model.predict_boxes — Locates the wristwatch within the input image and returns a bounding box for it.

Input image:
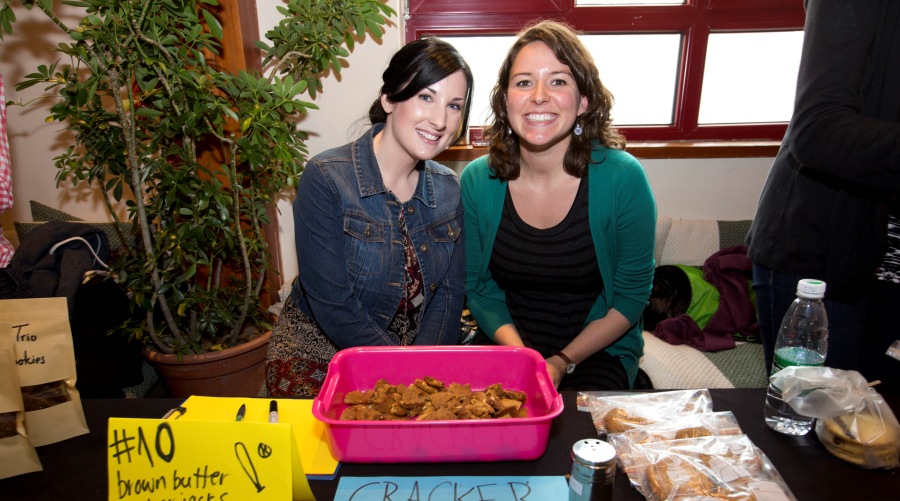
[555,351,576,374]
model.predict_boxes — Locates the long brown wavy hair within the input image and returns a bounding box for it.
[486,20,625,180]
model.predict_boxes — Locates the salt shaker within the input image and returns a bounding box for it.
[569,438,616,501]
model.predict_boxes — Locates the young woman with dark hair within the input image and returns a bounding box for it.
[267,38,473,397]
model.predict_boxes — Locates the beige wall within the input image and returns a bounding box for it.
[1,5,106,222]
[256,0,404,283]
[0,0,771,289]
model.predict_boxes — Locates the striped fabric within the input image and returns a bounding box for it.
[489,176,602,357]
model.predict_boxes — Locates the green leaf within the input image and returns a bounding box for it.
[377,2,397,16]
[0,6,16,40]
[135,108,164,118]
[288,80,307,96]
[201,9,223,40]
[365,19,383,39]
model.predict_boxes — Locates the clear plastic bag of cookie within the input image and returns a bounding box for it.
[771,366,900,469]
[608,410,744,466]
[0,324,43,479]
[624,434,796,501]
[582,389,714,436]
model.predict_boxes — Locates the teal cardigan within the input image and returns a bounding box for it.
[460,146,656,387]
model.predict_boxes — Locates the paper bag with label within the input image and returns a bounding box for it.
[0,323,43,479]
[0,298,89,446]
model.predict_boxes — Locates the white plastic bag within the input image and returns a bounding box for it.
[770,366,900,469]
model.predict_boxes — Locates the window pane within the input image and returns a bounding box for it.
[699,31,803,124]
[440,36,517,127]
[581,34,680,126]
[576,0,683,5]
[442,34,680,128]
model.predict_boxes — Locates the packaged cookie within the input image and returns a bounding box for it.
[608,411,743,465]
[1,298,89,446]
[582,389,714,436]
[0,324,43,479]
[815,394,900,469]
[771,366,900,469]
[624,434,795,501]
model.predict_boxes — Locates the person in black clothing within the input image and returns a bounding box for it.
[747,0,900,392]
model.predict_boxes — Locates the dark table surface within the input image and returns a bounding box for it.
[1,389,897,500]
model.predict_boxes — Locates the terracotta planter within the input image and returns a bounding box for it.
[143,330,271,398]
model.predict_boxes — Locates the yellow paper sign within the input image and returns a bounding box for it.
[176,396,338,478]
[107,418,314,500]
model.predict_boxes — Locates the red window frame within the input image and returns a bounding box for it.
[405,0,805,142]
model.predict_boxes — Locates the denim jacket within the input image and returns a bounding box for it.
[290,123,465,348]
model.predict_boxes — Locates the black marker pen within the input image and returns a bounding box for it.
[268,400,278,423]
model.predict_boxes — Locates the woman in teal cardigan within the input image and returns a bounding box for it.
[460,20,656,390]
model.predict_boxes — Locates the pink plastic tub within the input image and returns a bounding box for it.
[311,345,564,463]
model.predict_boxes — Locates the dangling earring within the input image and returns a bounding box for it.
[573,123,583,136]
[507,126,513,136]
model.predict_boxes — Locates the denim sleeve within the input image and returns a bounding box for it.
[417,198,466,344]
[293,161,396,348]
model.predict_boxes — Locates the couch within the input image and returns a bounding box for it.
[640,217,768,389]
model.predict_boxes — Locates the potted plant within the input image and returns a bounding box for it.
[0,0,394,396]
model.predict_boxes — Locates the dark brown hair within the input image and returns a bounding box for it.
[486,20,625,180]
[368,38,474,146]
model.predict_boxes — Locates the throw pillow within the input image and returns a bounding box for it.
[659,219,720,267]
[19,201,137,251]
[29,200,83,222]
[654,216,673,264]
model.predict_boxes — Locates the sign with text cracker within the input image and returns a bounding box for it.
[335,475,568,500]
[107,418,314,500]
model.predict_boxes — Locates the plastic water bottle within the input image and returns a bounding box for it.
[763,279,828,435]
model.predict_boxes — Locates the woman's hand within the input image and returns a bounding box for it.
[545,355,565,388]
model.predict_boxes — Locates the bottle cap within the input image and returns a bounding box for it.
[796,279,826,298]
